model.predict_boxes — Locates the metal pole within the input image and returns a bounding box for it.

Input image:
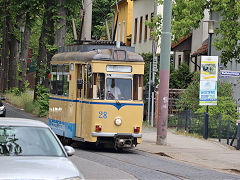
[157,0,172,145]
[147,62,152,125]
[237,122,240,150]
[218,114,222,142]
[151,91,154,127]
[204,33,212,139]
[151,0,157,127]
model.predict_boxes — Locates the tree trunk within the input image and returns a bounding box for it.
[19,12,31,91]
[34,1,56,100]
[55,0,66,47]
[0,2,9,92]
[7,18,19,89]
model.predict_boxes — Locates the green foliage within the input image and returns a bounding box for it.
[196,97,238,123]
[154,0,240,65]
[92,0,115,39]
[170,63,193,89]
[145,14,162,43]
[210,0,240,65]
[170,0,207,41]
[141,52,160,87]
[177,72,200,111]
[35,83,49,117]
[11,88,21,96]
[178,72,239,122]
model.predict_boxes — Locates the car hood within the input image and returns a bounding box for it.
[0,156,82,179]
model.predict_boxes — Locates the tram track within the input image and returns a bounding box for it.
[73,147,192,180]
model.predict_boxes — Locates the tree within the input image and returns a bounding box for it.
[178,72,238,123]
[153,0,240,65]
[92,0,115,39]
[170,63,193,89]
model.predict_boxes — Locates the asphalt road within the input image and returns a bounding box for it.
[3,102,240,180]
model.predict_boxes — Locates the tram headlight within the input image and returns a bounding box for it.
[114,117,122,126]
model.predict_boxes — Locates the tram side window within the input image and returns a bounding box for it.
[87,64,93,99]
[50,65,57,94]
[56,65,63,95]
[50,64,69,96]
[63,65,69,96]
[92,73,105,100]
[133,75,143,101]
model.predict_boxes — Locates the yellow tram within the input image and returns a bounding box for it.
[48,46,144,149]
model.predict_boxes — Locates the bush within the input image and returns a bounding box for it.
[178,72,239,124]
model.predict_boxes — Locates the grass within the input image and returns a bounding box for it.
[4,90,40,116]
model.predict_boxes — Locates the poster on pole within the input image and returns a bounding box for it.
[199,56,218,106]
[200,56,218,81]
[199,81,217,105]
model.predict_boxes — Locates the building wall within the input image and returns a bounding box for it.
[131,0,163,54]
[114,0,133,46]
[191,9,209,54]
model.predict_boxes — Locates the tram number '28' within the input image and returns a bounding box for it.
[99,111,107,119]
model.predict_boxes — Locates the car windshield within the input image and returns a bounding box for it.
[106,78,132,100]
[0,126,65,157]
[0,101,3,106]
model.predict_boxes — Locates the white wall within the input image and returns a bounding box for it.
[131,0,163,54]
[191,9,209,54]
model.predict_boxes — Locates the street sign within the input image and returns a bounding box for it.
[153,56,158,72]
[220,70,240,77]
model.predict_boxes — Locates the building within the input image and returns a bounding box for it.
[113,0,133,46]
[131,0,163,54]
[171,10,210,72]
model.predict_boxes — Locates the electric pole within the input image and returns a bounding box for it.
[157,0,172,145]
[81,0,92,40]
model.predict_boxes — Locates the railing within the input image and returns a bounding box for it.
[168,110,238,148]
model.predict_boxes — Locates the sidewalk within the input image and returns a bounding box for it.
[136,127,240,175]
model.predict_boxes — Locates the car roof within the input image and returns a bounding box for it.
[0,118,48,128]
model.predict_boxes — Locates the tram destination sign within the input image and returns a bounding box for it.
[220,70,240,77]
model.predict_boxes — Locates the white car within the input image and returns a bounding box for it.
[0,100,6,117]
[0,118,84,180]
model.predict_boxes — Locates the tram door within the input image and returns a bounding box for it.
[75,64,84,138]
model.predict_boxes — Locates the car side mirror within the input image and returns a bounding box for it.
[64,146,75,156]
[77,79,83,90]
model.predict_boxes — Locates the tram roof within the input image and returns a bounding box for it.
[52,49,144,63]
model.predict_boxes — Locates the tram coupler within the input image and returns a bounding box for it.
[114,137,134,150]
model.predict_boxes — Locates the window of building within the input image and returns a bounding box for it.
[178,55,182,67]
[144,15,148,41]
[122,21,125,43]
[150,13,154,39]
[139,16,143,43]
[133,75,143,101]
[134,18,138,44]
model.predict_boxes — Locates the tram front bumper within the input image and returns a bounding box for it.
[92,132,142,149]
[91,132,142,138]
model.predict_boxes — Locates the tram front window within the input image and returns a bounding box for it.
[106,78,132,100]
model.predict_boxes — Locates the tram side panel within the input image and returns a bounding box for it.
[49,97,77,138]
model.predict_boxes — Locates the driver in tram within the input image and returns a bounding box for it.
[107,79,122,100]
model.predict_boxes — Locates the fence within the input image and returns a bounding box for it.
[168,110,238,147]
